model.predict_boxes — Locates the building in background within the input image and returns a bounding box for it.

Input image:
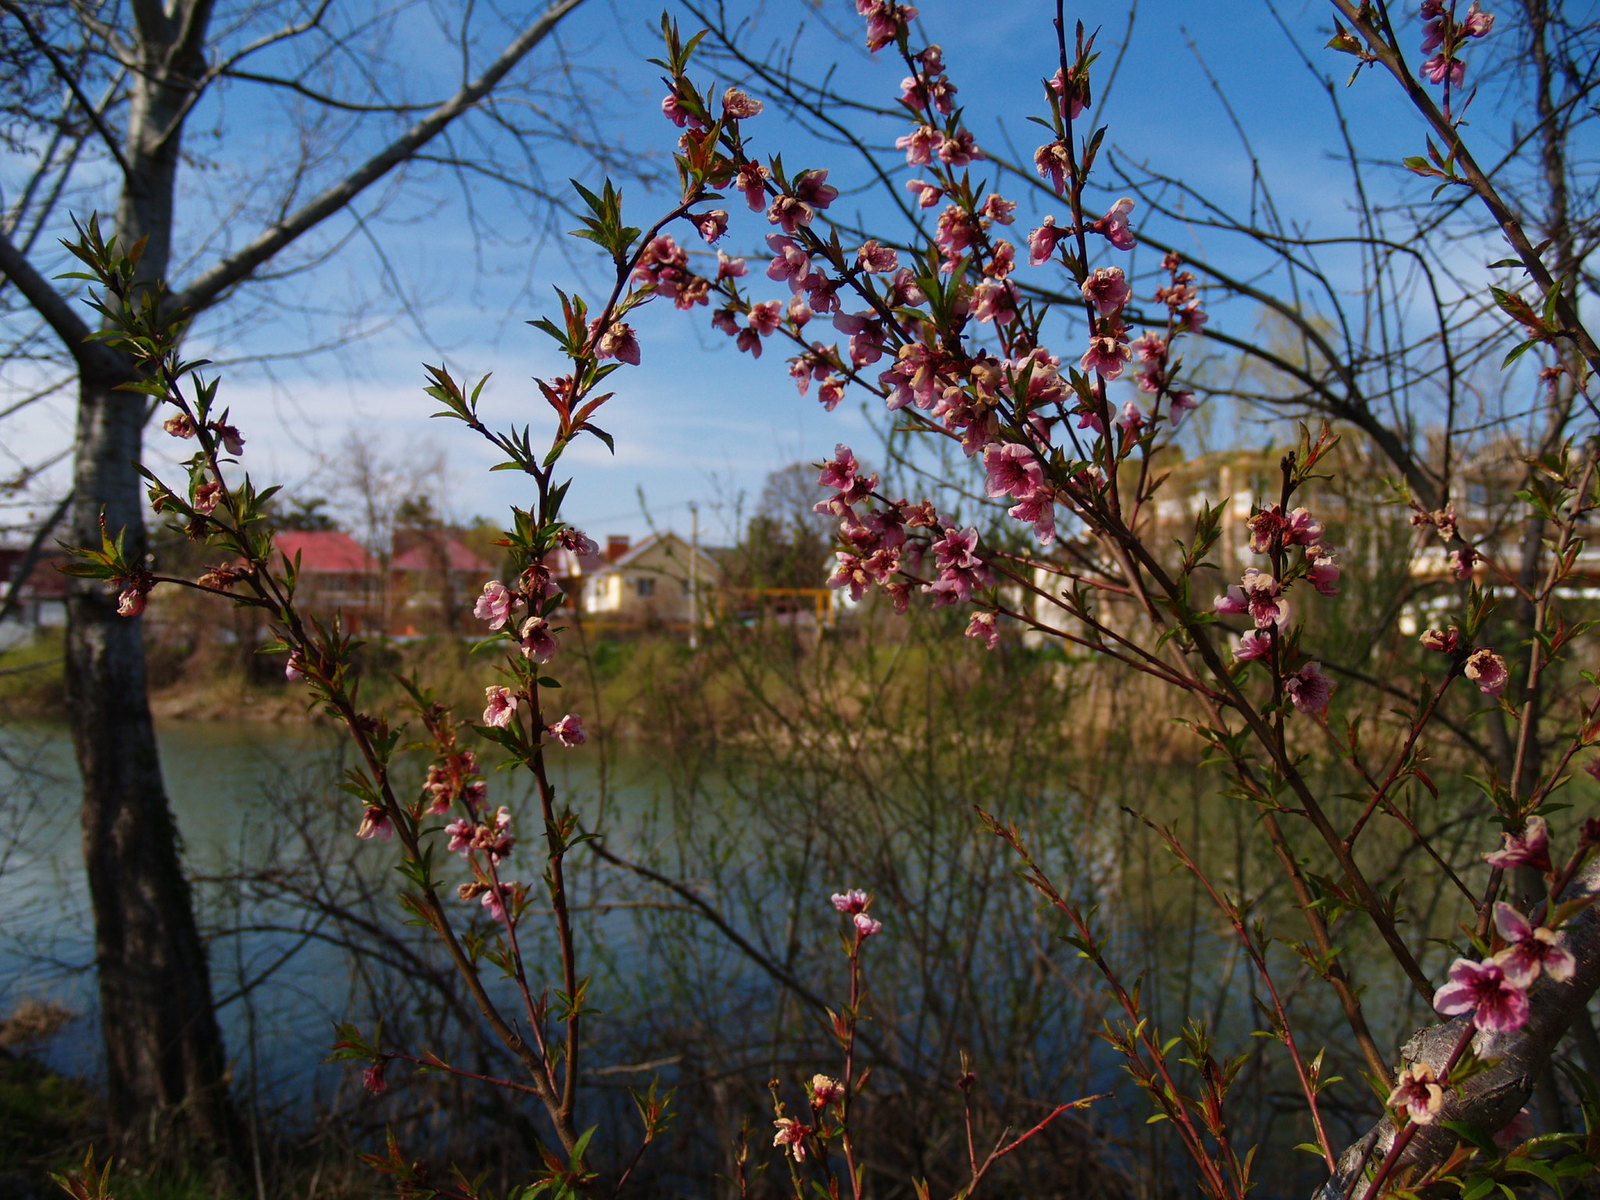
[559,531,723,625]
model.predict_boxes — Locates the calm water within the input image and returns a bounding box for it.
[0,718,656,1108]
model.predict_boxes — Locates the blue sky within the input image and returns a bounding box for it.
[4,0,1531,547]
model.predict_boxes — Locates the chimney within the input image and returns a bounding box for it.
[606,534,630,562]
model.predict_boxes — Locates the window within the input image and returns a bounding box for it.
[634,576,656,598]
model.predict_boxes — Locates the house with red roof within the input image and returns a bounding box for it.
[389,531,492,635]
[272,530,383,632]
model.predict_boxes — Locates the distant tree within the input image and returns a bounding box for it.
[264,493,339,533]
[733,461,835,589]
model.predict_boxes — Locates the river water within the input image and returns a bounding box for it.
[0,718,655,1109]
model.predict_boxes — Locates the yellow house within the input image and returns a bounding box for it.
[563,531,723,624]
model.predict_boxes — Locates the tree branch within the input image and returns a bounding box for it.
[169,0,589,316]
[0,225,117,374]
[0,0,131,176]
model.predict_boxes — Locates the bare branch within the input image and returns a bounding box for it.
[0,0,131,176]
[171,0,590,317]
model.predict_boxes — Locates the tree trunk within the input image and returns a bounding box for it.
[67,363,241,1163]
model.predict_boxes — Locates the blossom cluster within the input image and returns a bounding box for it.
[815,443,994,622]
[1429,818,1574,1037]
[1419,0,1494,87]
[1214,502,1341,715]
[831,887,884,939]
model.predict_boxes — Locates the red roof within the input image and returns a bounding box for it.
[392,536,491,573]
[274,530,378,574]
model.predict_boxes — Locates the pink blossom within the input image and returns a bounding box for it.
[548,713,586,747]
[889,267,928,307]
[1238,567,1288,628]
[747,300,782,336]
[772,1117,811,1162]
[926,526,991,604]
[1215,586,1248,617]
[193,480,223,515]
[817,376,846,411]
[1028,217,1064,266]
[831,888,870,914]
[1387,1064,1443,1125]
[363,1060,388,1096]
[481,882,515,921]
[445,818,474,855]
[482,685,518,728]
[285,652,304,681]
[163,413,196,438]
[1433,957,1528,1032]
[558,528,598,556]
[1485,816,1551,872]
[905,179,943,208]
[933,205,982,259]
[853,911,883,938]
[1422,53,1465,86]
[818,444,860,492]
[1420,626,1462,654]
[734,161,769,210]
[1462,1,1494,37]
[897,124,940,165]
[212,422,245,456]
[716,251,747,280]
[1092,197,1136,250]
[858,240,899,273]
[721,87,762,119]
[987,239,1016,279]
[519,616,558,663]
[691,209,728,243]
[965,610,1000,650]
[982,443,1044,500]
[765,234,815,292]
[1464,648,1508,696]
[859,0,916,51]
[1492,901,1575,988]
[1081,266,1131,316]
[979,193,1015,224]
[1286,507,1325,546]
[1235,629,1274,662]
[356,805,393,842]
[794,169,838,211]
[810,1074,844,1107]
[937,127,979,166]
[1049,66,1087,119]
[1034,140,1070,195]
[1285,661,1334,716]
[1169,391,1199,427]
[1080,335,1131,380]
[827,552,871,601]
[766,194,813,234]
[1133,332,1167,363]
[661,90,697,128]
[474,580,515,629]
[117,586,147,617]
[1306,549,1341,596]
[970,278,1017,324]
